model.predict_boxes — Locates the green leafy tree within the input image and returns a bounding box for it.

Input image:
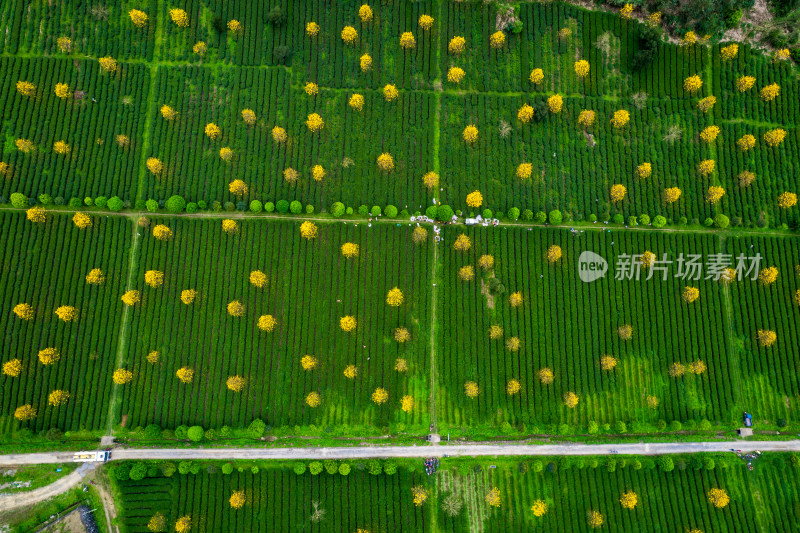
[187,426,204,441]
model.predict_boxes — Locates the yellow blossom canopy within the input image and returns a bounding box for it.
[386,287,404,306]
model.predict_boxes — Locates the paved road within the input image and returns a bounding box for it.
[0,462,95,513]
[1,440,799,465]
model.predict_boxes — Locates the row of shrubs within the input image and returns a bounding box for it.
[111,458,404,481]
[5,192,792,231]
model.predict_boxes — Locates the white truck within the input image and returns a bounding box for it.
[72,450,111,462]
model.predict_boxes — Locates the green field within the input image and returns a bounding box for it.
[1,1,798,227]
[119,217,432,433]
[111,455,800,532]
[1,211,799,438]
[437,224,800,435]
[0,211,131,435]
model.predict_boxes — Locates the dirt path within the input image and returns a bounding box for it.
[0,462,95,514]
[0,440,797,466]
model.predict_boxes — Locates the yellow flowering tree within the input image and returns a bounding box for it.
[682,31,697,46]
[706,186,725,204]
[48,390,70,406]
[736,76,755,92]
[14,405,37,421]
[227,300,245,317]
[121,290,140,306]
[16,80,35,96]
[342,26,358,44]
[226,375,246,392]
[539,368,555,384]
[349,93,364,111]
[229,490,246,509]
[517,104,534,123]
[610,110,630,128]
[464,381,480,398]
[300,221,318,239]
[600,355,618,370]
[180,289,197,305]
[147,513,167,532]
[400,32,416,49]
[340,315,357,332]
[371,387,388,405]
[700,125,720,143]
[386,287,404,306]
[647,395,659,408]
[737,134,755,151]
[129,9,148,27]
[411,486,428,506]
[697,159,715,177]
[465,190,483,208]
[412,227,428,244]
[462,124,478,144]
[587,510,604,528]
[485,487,501,507]
[146,157,163,175]
[306,113,324,132]
[99,56,118,73]
[227,20,242,33]
[53,141,70,155]
[636,162,652,179]
[205,123,221,140]
[509,291,523,307]
[152,224,173,241]
[26,206,46,223]
[176,367,194,384]
[620,3,634,18]
[283,167,299,183]
[169,9,189,27]
[564,391,579,407]
[447,67,465,84]
[478,254,495,270]
[489,31,505,49]
[144,270,164,288]
[423,171,439,189]
[306,392,321,407]
[530,68,544,84]
[707,488,730,508]
[619,491,638,509]
[546,245,562,263]
[401,395,414,412]
[756,329,777,347]
[506,379,521,395]
[683,75,703,93]
[13,303,34,320]
[683,286,700,303]
[360,54,372,71]
[222,219,238,234]
[505,337,520,351]
[489,325,503,339]
[2,359,23,377]
[720,44,738,60]
[15,138,35,153]
[453,234,472,251]
[359,5,373,22]
[312,164,325,181]
[377,153,395,171]
[763,128,786,147]
[531,500,547,517]
[341,242,360,258]
[146,351,160,364]
[618,324,633,339]
[548,94,563,113]
[113,368,133,384]
[394,327,411,343]
[85,269,105,285]
[304,82,318,96]
[578,109,595,128]
[271,126,287,143]
[574,59,589,78]
[610,184,626,202]
[664,187,682,203]
[56,36,73,52]
[257,315,277,332]
[300,355,317,370]
[419,14,434,30]
[344,365,358,379]
[54,83,71,99]
[778,192,797,209]
[760,83,780,101]
[449,36,466,54]
[55,305,78,322]
[193,41,207,55]
[383,84,399,101]
[174,516,191,533]
[249,270,267,288]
